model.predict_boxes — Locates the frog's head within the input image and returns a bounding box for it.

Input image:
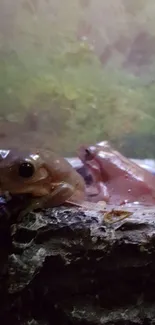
[0,149,49,196]
[78,141,114,163]
[78,145,100,163]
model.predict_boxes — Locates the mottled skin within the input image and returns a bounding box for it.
[78,141,155,206]
[0,148,86,216]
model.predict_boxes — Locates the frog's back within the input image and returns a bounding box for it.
[40,149,85,190]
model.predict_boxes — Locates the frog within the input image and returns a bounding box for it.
[78,141,155,206]
[0,148,87,218]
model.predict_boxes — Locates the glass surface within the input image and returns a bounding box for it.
[1,0,155,158]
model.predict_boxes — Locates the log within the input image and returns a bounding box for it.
[1,202,155,325]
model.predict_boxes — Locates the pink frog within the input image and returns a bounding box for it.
[78,141,155,206]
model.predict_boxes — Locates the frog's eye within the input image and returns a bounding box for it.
[18,162,35,178]
[85,149,93,160]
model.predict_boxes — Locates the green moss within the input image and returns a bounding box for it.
[1,37,155,156]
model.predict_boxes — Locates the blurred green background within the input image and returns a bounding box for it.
[1,0,155,157]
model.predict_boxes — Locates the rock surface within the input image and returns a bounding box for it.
[1,203,155,324]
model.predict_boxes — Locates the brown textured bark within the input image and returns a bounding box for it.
[0,202,155,324]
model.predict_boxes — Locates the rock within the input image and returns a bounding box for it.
[1,203,155,324]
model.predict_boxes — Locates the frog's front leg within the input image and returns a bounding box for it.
[18,182,76,219]
[44,182,76,207]
[17,197,46,220]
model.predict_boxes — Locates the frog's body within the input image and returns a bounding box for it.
[0,149,86,212]
[78,141,155,206]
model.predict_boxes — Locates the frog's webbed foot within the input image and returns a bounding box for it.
[103,210,132,224]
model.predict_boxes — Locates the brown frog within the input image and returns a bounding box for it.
[0,148,87,217]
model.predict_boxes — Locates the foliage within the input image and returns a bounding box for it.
[1,0,155,157]
[1,40,155,156]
